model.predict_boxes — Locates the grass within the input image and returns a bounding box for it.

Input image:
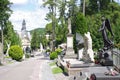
[52,67,63,74]
[49,61,63,74]
[49,61,56,66]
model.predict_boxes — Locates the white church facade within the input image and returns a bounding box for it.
[20,19,31,52]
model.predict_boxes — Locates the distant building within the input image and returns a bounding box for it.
[21,19,31,52]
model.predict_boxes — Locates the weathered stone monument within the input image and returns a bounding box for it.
[64,18,76,59]
[82,32,94,62]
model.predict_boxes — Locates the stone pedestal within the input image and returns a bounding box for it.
[64,34,77,59]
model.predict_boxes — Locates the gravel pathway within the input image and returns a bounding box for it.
[40,60,56,80]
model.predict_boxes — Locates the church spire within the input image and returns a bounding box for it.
[21,19,26,30]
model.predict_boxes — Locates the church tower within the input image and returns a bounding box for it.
[21,19,26,30]
[21,19,28,39]
[21,19,30,51]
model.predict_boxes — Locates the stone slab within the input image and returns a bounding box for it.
[93,73,120,80]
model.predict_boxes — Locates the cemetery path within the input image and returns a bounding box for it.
[0,55,55,80]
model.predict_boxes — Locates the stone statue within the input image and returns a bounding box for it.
[82,32,94,62]
[68,18,72,34]
[99,17,114,49]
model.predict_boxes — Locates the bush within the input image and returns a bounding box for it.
[46,49,51,52]
[50,51,58,60]
[55,48,62,55]
[9,45,23,61]
[50,48,62,60]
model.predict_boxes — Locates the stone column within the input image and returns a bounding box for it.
[64,18,77,59]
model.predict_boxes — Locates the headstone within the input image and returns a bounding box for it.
[40,43,43,53]
[78,48,84,60]
[64,18,76,59]
[82,32,94,62]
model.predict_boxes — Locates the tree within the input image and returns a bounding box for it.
[43,0,57,51]
[74,13,87,35]
[55,22,67,46]
[4,21,20,53]
[43,0,120,51]
[31,31,40,50]
[0,0,12,63]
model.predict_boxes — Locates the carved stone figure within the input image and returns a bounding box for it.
[82,32,94,62]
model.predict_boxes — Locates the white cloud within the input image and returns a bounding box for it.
[9,0,28,4]
[9,8,49,31]
[9,0,49,31]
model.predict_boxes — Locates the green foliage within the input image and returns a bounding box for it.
[49,61,56,66]
[30,28,45,35]
[0,0,12,57]
[45,23,52,33]
[50,48,62,60]
[31,31,40,50]
[43,0,120,51]
[50,51,58,60]
[30,28,47,50]
[55,48,62,55]
[49,61,63,74]
[94,54,99,60]
[0,0,12,21]
[46,49,51,52]
[52,67,63,74]
[4,21,21,51]
[55,23,67,46]
[9,45,23,61]
[74,13,88,35]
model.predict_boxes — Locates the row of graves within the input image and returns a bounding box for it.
[57,18,120,80]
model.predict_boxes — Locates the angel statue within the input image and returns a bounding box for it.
[99,17,114,50]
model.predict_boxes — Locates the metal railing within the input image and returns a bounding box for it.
[112,48,120,67]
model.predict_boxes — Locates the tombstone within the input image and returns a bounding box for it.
[40,43,43,53]
[64,18,76,59]
[76,33,84,60]
[98,48,113,66]
[82,32,94,62]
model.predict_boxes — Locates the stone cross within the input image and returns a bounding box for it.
[68,18,72,34]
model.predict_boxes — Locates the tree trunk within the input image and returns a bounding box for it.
[83,0,85,16]
[0,24,4,64]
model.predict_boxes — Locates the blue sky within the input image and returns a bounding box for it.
[9,0,49,31]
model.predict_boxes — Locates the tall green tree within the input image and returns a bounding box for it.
[0,0,12,63]
[31,31,40,50]
[74,13,88,35]
[43,0,57,51]
[4,21,20,51]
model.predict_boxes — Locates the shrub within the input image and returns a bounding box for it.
[9,45,23,61]
[55,48,62,55]
[50,51,58,60]
[46,49,51,52]
[49,48,62,60]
